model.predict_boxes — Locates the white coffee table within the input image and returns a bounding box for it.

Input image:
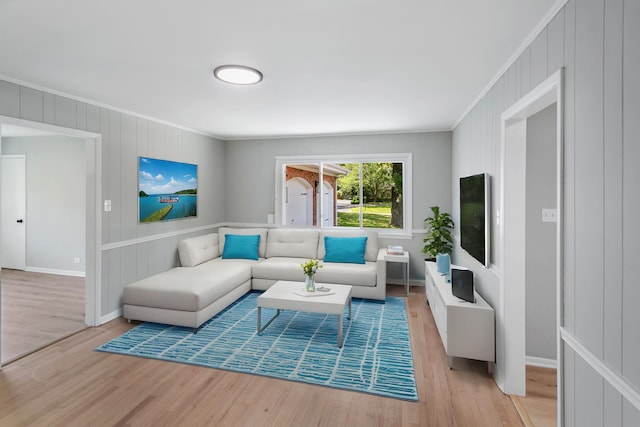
[257,280,352,347]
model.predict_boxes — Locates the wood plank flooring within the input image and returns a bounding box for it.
[0,285,526,426]
[511,366,557,427]
[1,268,86,363]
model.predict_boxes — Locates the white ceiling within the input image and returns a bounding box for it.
[0,0,560,140]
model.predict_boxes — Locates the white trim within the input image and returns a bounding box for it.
[453,0,569,129]
[274,153,412,234]
[526,356,558,369]
[561,328,640,411]
[101,308,123,325]
[498,69,563,409]
[0,74,216,139]
[101,223,222,251]
[0,116,102,330]
[25,266,86,278]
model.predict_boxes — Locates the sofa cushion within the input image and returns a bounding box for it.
[323,236,367,264]
[318,229,378,262]
[266,228,319,259]
[222,234,260,260]
[219,227,268,258]
[178,233,219,267]
[251,257,308,282]
[314,261,378,287]
[123,261,252,312]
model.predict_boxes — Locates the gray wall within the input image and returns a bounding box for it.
[525,104,557,361]
[224,132,453,280]
[2,135,86,273]
[452,0,640,424]
[0,81,226,318]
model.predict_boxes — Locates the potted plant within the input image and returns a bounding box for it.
[422,206,454,272]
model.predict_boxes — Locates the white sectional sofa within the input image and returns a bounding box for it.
[122,227,387,330]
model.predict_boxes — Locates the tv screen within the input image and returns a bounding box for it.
[460,173,490,266]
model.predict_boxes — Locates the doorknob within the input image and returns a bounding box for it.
[16,219,23,223]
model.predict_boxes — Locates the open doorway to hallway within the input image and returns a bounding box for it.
[1,124,87,364]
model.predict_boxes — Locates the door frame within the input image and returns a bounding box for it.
[498,68,563,421]
[0,116,102,335]
[1,154,26,270]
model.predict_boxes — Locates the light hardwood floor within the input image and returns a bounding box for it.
[0,285,526,426]
[1,268,86,363]
[512,366,557,427]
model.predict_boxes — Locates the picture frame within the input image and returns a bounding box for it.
[138,156,198,223]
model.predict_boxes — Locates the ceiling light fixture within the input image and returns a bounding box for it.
[213,65,263,85]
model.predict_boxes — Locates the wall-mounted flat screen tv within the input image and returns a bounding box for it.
[460,173,490,267]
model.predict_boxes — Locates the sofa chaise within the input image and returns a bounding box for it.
[122,227,387,330]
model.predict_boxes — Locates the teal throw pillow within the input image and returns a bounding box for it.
[323,236,368,264]
[222,234,260,260]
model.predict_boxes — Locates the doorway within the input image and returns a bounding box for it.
[0,117,102,367]
[499,69,563,422]
[1,154,26,270]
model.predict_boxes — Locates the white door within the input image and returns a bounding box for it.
[285,178,311,226]
[1,155,26,270]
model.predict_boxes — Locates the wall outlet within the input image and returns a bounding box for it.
[542,208,557,223]
[104,200,112,212]
[267,213,275,224]
[73,257,81,264]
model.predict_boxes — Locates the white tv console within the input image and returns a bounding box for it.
[424,261,495,370]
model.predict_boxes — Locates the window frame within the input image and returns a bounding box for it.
[274,153,412,235]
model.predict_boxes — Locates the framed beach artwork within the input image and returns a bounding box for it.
[138,157,198,223]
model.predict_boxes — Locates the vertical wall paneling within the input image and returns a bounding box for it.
[575,355,604,426]
[605,382,623,427]
[120,246,137,306]
[563,0,577,335]
[564,343,576,426]
[530,28,549,88]
[452,0,640,423]
[120,115,137,241]
[603,0,624,372]
[76,102,87,131]
[108,110,122,243]
[100,252,110,314]
[0,81,20,117]
[622,0,640,387]
[86,104,100,134]
[547,9,565,76]
[100,108,110,244]
[54,95,77,129]
[519,46,532,96]
[136,118,149,239]
[573,0,605,358]
[42,93,55,124]
[19,87,43,122]
[136,242,150,280]
[624,399,640,426]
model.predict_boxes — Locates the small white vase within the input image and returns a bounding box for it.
[305,275,316,292]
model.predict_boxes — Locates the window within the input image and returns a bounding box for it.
[275,153,412,235]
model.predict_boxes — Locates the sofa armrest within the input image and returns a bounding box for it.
[376,248,387,291]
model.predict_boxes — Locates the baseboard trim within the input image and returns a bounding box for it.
[526,356,557,369]
[100,308,123,325]
[561,327,640,411]
[25,266,85,277]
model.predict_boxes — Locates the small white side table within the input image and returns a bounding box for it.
[383,250,410,295]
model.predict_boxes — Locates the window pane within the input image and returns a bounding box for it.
[284,164,319,226]
[361,162,402,229]
[336,163,360,228]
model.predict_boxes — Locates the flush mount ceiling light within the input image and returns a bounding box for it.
[213,65,263,85]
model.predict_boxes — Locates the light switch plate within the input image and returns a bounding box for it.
[104,200,112,212]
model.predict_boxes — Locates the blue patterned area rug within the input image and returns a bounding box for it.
[97,292,418,401]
